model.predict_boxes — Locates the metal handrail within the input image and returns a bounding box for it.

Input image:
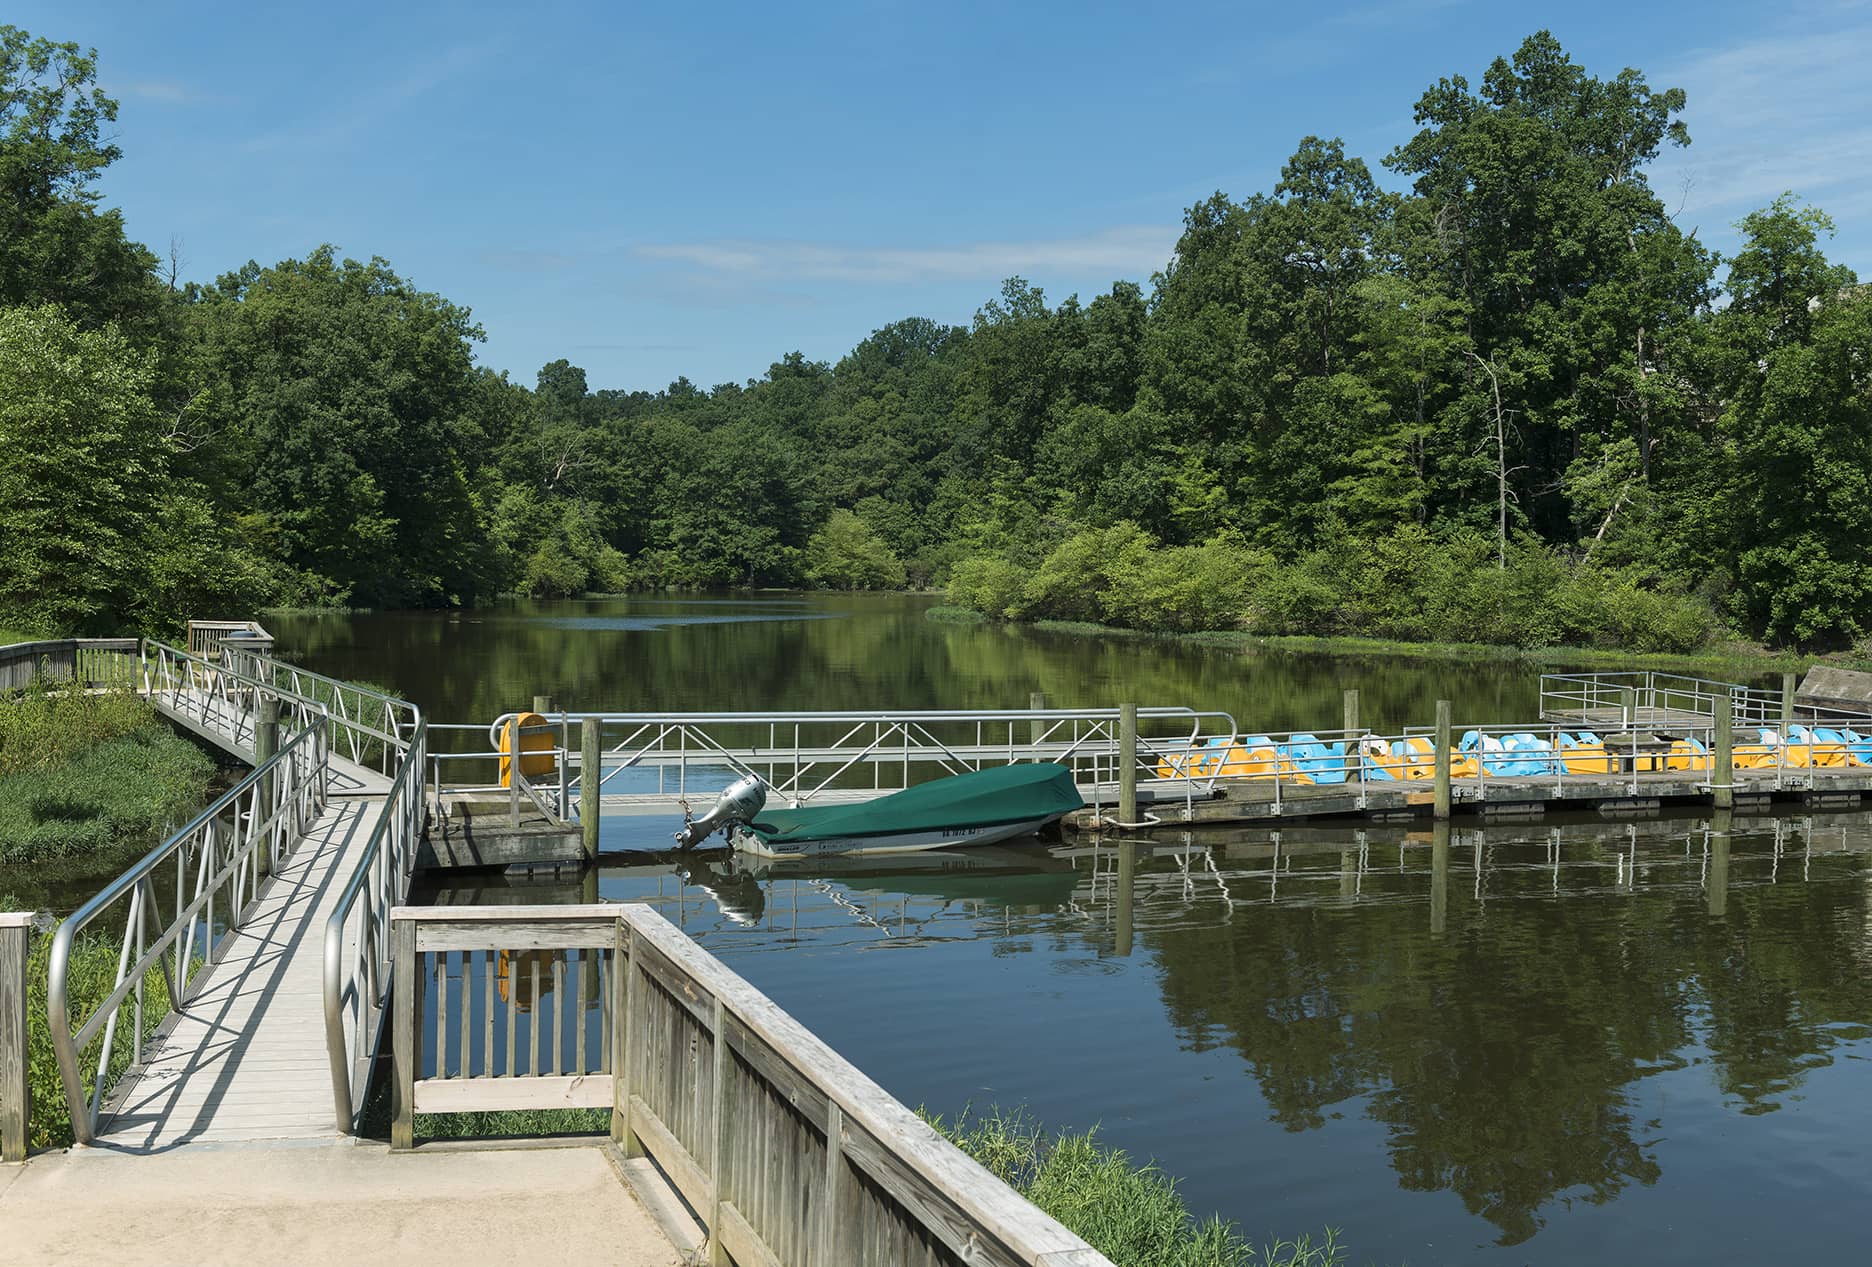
[45,719,331,1143]
[506,707,1238,809]
[322,712,427,1132]
[228,651,419,774]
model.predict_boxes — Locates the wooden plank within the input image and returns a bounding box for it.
[630,1092,712,1213]
[416,919,614,952]
[722,1011,830,1128]
[820,1102,846,1266]
[632,934,716,1027]
[708,996,732,1267]
[1,918,30,1163]
[717,1201,783,1267]
[621,904,1106,1266]
[612,923,632,1149]
[394,904,617,923]
[413,1073,611,1113]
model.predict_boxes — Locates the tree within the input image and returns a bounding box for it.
[0,304,263,634]
[183,248,497,606]
[804,510,907,590]
[0,26,162,333]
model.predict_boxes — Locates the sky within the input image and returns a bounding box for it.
[18,0,1872,393]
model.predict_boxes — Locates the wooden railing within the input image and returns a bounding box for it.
[0,638,140,692]
[391,904,1114,1267]
[185,619,273,663]
[1,912,29,1163]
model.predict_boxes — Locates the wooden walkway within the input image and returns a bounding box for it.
[93,797,384,1150]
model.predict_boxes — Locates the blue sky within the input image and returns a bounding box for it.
[20,0,1872,392]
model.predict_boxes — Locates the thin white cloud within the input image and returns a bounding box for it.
[636,225,1178,285]
[113,78,214,105]
[241,41,497,154]
[1652,17,1872,245]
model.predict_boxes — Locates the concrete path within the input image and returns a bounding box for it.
[0,1140,683,1266]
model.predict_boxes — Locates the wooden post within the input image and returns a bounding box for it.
[1620,685,1637,730]
[581,718,601,861]
[1,913,30,1163]
[1029,691,1048,749]
[1342,688,1360,737]
[818,1102,846,1265]
[612,924,640,1155]
[532,693,555,718]
[254,695,280,879]
[707,996,733,1267]
[1430,820,1450,936]
[1114,842,1136,957]
[1781,671,1797,728]
[1117,703,1139,826]
[1433,700,1452,821]
[391,915,418,1151]
[1708,810,1731,919]
[1713,696,1734,811]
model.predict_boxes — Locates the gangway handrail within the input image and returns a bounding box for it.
[322,710,427,1132]
[45,717,331,1143]
[226,649,420,774]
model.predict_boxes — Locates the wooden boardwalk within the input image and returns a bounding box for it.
[93,797,384,1150]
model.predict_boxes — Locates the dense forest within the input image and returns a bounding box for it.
[1,25,1867,650]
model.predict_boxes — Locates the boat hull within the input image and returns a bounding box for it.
[731,814,1061,859]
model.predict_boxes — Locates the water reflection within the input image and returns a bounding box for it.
[418,810,1872,1263]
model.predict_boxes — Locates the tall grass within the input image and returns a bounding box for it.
[1,904,178,1152]
[0,683,217,865]
[937,1109,1345,1267]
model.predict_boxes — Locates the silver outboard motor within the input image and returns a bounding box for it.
[674,775,767,849]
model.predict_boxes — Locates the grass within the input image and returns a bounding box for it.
[0,904,178,1152]
[0,684,218,866]
[1018,618,1831,677]
[935,1108,1346,1267]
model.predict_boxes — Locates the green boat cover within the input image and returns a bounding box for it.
[745,762,1084,844]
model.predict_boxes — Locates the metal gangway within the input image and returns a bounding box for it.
[423,705,1244,821]
[31,639,426,1149]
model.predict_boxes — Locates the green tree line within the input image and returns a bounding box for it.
[1,26,1866,648]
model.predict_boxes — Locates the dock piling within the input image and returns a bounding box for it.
[1714,696,1734,811]
[1708,809,1731,918]
[1343,688,1360,737]
[1433,700,1452,821]
[1118,702,1138,826]
[581,718,601,861]
[1781,671,1797,727]
[1030,691,1048,748]
[1620,685,1637,730]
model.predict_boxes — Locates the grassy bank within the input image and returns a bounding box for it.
[938,1110,1344,1267]
[1016,618,1826,677]
[0,905,177,1152]
[0,684,218,866]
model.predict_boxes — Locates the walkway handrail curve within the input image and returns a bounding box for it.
[322,711,427,1132]
[222,647,420,775]
[46,718,332,1144]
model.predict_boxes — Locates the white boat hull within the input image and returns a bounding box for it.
[730,815,1059,859]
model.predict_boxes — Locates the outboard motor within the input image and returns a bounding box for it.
[674,774,767,849]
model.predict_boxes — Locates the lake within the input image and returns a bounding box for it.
[270,595,1872,1266]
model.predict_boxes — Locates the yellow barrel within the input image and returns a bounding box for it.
[500,710,557,787]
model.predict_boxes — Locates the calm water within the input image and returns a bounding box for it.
[275,596,1872,1266]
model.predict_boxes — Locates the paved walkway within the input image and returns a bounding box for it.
[96,799,383,1150]
[0,1140,682,1266]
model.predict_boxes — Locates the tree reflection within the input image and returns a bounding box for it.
[1136,826,1872,1244]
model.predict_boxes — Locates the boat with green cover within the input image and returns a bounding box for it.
[729,762,1084,858]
